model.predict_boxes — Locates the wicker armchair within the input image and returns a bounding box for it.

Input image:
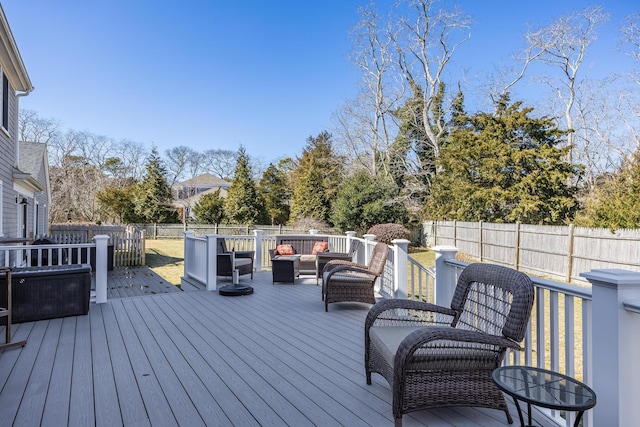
[322,242,388,312]
[364,263,535,426]
[315,239,361,284]
[216,238,254,279]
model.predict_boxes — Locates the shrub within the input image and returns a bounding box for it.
[366,223,410,245]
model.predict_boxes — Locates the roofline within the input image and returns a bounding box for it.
[0,4,33,93]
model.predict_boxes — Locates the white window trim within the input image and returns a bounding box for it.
[0,181,4,237]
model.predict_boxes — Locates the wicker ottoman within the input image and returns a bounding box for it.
[0,264,91,323]
[271,255,300,283]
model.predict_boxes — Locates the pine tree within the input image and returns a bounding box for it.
[425,95,581,225]
[135,148,177,223]
[193,189,225,224]
[331,170,408,233]
[223,147,268,225]
[575,150,640,229]
[289,131,343,223]
[259,162,291,225]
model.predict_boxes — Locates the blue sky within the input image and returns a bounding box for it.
[3,0,638,166]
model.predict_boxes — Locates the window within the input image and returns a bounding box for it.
[1,72,8,131]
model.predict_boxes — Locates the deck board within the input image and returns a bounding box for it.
[0,269,561,427]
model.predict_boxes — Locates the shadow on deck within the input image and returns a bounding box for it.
[2,269,559,426]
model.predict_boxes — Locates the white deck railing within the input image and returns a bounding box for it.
[181,231,640,426]
[0,235,110,304]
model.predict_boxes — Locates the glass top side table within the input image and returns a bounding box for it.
[492,365,596,427]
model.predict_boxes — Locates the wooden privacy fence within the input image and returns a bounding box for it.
[49,224,145,267]
[422,220,640,284]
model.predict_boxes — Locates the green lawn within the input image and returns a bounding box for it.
[144,239,436,286]
[145,239,184,285]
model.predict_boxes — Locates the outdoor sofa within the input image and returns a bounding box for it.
[269,235,331,276]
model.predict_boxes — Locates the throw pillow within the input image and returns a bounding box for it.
[276,244,295,256]
[312,241,329,255]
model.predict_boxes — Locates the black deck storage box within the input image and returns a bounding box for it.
[0,264,92,324]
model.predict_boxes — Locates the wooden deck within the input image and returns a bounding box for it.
[1,269,559,427]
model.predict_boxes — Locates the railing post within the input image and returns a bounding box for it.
[253,229,263,272]
[346,231,356,254]
[93,235,109,304]
[363,234,376,265]
[392,239,410,299]
[432,246,459,307]
[580,269,640,427]
[205,234,218,291]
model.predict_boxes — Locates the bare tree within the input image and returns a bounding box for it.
[18,109,61,143]
[202,149,237,180]
[390,0,471,164]
[525,6,610,163]
[164,145,197,187]
[335,3,402,176]
[618,12,640,152]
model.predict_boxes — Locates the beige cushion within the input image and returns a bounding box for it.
[370,325,501,370]
[369,326,423,367]
[233,259,252,267]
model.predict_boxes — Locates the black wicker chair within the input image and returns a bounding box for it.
[364,263,535,426]
[216,238,254,279]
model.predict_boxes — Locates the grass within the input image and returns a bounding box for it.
[145,239,184,285]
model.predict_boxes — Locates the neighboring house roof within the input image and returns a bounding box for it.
[176,173,231,188]
[172,186,228,209]
[16,141,50,201]
[0,5,33,93]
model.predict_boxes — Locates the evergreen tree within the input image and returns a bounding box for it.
[97,184,145,224]
[331,170,408,233]
[223,147,269,225]
[289,131,343,223]
[425,95,581,225]
[135,148,177,223]
[259,161,291,225]
[575,150,640,229]
[193,189,225,224]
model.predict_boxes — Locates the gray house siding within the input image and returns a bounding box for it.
[0,86,18,239]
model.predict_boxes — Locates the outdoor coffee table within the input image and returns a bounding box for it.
[271,255,300,283]
[492,365,596,427]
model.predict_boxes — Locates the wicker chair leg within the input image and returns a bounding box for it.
[394,417,402,427]
[366,372,372,385]
[504,408,513,424]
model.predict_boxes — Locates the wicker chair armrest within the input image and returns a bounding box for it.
[400,326,520,353]
[233,251,254,259]
[325,264,375,282]
[323,259,365,273]
[365,298,456,332]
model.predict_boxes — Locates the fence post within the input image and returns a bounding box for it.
[94,235,109,304]
[478,220,483,261]
[253,229,263,272]
[580,269,640,427]
[514,222,520,270]
[432,246,459,306]
[141,230,146,266]
[392,239,410,299]
[566,224,575,283]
